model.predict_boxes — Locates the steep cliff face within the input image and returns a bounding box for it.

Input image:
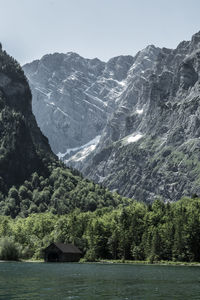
[0,47,55,192]
[66,45,161,169]
[23,31,200,203]
[81,31,200,202]
[23,53,134,156]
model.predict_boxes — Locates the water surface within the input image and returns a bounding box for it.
[0,262,200,299]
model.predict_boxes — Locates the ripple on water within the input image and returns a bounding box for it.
[0,263,200,299]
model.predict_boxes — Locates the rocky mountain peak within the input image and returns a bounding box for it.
[23,52,134,155]
[190,31,200,50]
[78,31,200,202]
[104,55,135,81]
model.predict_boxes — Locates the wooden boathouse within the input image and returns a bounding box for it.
[44,243,82,262]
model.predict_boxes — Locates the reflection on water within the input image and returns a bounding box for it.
[0,262,200,299]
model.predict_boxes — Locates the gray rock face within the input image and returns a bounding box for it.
[24,31,200,203]
[23,53,134,155]
[81,31,200,202]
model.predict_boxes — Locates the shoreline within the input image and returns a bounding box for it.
[1,259,200,266]
[96,259,200,267]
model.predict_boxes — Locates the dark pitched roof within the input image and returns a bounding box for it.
[53,243,82,254]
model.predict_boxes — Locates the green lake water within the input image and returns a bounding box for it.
[0,262,200,299]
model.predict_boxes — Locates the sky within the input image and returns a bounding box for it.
[0,0,200,65]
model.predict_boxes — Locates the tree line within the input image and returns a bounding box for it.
[0,196,200,262]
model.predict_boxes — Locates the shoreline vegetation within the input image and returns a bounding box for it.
[1,259,200,267]
[97,259,200,266]
[1,196,200,263]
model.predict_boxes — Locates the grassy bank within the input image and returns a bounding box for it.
[87,259,200,266]
[2,258,200,266]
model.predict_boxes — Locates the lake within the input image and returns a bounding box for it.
[0,262,200,299]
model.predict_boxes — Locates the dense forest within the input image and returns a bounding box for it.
[1,196,200,263]
[0,165,126,218]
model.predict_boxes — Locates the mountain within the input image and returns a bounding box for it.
[82,31,200,202]
[23,31,200,203]
[0,46,125,218]
[23,53,134,157]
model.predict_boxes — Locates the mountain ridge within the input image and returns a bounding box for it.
[23,45,159,160]
[23,51,135,156]
[81,31,200,202]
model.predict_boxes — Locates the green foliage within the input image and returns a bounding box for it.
[0,237,21,260]
[1,197,200,262]
[0,165,125,218]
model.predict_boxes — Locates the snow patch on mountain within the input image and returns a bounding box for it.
[57,135,101,160]
[123,133,143,145]
[66,144,97,163]
[136,108,144,114]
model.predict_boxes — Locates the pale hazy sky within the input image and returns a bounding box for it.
[1,0,200,65]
